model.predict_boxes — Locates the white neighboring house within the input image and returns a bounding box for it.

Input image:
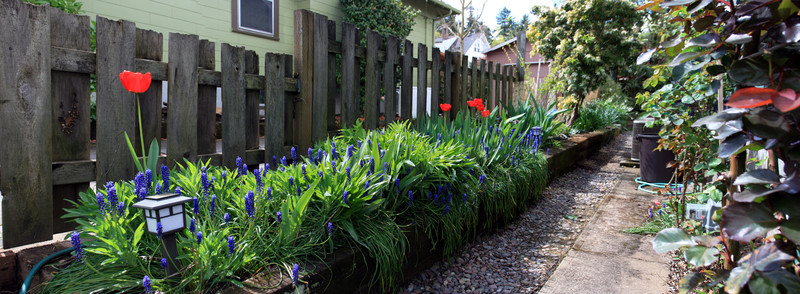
[434,33,490,64]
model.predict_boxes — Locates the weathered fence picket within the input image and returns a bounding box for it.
[1,2,524,247]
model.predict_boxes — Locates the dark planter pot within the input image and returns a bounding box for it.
[637,134,675,183]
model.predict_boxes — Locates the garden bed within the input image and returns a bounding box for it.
[222,126,621,293]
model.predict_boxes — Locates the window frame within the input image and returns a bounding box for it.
[231,0,279,40]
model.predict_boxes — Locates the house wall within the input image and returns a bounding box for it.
[485,41,551,84]
[81,0,444,70]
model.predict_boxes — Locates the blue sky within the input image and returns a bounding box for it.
[443,0,558,31]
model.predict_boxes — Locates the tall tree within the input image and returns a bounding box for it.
[528,0,645,124]
[495,7,515,40]
[436,1,488,54]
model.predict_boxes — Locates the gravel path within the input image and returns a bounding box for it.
[402,131,630,294]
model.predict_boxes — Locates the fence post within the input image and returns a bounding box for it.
[487,61,494,110]
[283,55,294,148]
[95,16,137,184]
[416,43,428,124]
[384,35,398,126]
[0,0,53,248]
[470,57,478,102]
[135,29,164,157]
[501,66,509,110]
[264,53,285,166]
[50,7,91,233]
[221,43,246,170]
[197,40,217,155]
[400,39,413,120]
[166,33,199,169]
[364,30,380,129]
[294,10,314,149]
[443,50,452,119]
[245,51,260,150]
[327,20,337,135]
[480,59,488,101]
[453,53,465,120]
[430,48,440,118]
[340,22,358,128]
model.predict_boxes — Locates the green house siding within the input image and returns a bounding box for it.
[82,0,453,71]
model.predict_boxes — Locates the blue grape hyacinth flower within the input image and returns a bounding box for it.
[96,193,106,214]
[157,222,163,239]
[197,231,203,245]
[210,195,217,215]
[245,191,255,218]
[228,236,235,256]
[291,146,297,164]
[70,231,84,262]
[292,264,300,286]
[189,219,195,233]
[161,258,167,269]
[343,191,348,204]
[193,197,199,214]
[327,222,333,236]
[143,275,152,294]
[224,213,230,223]
[277,211,282,222]
[161,164,170,189]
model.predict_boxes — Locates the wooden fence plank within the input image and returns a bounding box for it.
[443,50,452,116]
[265,53,285,166]
[312,13,329,143]
[416,43,427,124]
[197,39,216,155]
[340,22,357,128]
[283,55,294,147]
[509,65,515,106]
[453,53,464,119]
[293,10,314,151]
[383,35,398,126]
[134,28,163,159]
[245,50,260,150]
[364,30,379,129]
[166,33,199,168]
[0,0,53,248]
[494,63,501,110]
[49,7,91,233]
[430,48,440,118]
[221,43,246,169]
[95,16,137,184]
[400,39,413,120]
[327,20,337,133]
[470,57,478,102]
[487,61,494,110]
[480,59,487,101]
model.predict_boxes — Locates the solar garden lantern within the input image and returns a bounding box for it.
[532,126,541,137]
[132,193,192,276]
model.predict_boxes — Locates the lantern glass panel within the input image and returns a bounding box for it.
[161,214,185,232]
[174,205,182,214]
[159,208,171,218]
[146,217,158,234]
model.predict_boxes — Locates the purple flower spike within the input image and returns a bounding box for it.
[143,275,152,294]
[277,211,282,222]
[245,191,255,218]
[189,219,196,233]
[224,213,230,223]
[197,231,203,245]
[210,195,217,215]
[267,187,273,199]
[463,193,467,204]
[308,148,313,160]
[193,197,199,214]
[346,167,351,179]
[302,164,307,175]
[289,176,294,186]
[343,191,348,204]
[156,222,163,239]
[70,231,84,262]
[228,236,235,256]
[161,258,167,269]
[118,202,126,217]
[291,146,297,164]
[96,193,106,214]
[175,186,181,195]
[327,222,333,236]
[292,264,300,286]
[408,191,413,207]
[273,155,278,167]
[161,164,170,191]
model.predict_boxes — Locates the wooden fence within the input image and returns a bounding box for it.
[0,0,523,248]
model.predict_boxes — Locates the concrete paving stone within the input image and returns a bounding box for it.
[538,250,669,294]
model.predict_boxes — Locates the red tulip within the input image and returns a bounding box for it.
[467,100,477,108]
[440,103,451,112]
[119,71,152,93]
[473,98,483,105]
[481,110,490,117]
[476,103,485,111]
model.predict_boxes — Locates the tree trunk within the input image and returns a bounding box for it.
[567,95,585,125]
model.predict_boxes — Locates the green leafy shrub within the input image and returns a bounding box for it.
[43,106,550,293]
[571,99,629,133]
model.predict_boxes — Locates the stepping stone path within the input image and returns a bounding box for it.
[402,131,670,293]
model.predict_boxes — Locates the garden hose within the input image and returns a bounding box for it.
[634,177,685,194]
[19,246,78,294]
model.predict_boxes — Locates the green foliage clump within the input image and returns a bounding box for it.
[571,99,629,133]
[24,0,82,14]
[341,0,420,39]
[638,0,800,293]
[42,106,552,293]
[528,0,647,123]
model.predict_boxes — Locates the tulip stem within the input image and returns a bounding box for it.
[136,95,147,169]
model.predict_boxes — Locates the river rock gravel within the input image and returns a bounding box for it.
[401,130,630,294]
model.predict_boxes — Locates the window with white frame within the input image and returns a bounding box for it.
[232,0,278,39]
